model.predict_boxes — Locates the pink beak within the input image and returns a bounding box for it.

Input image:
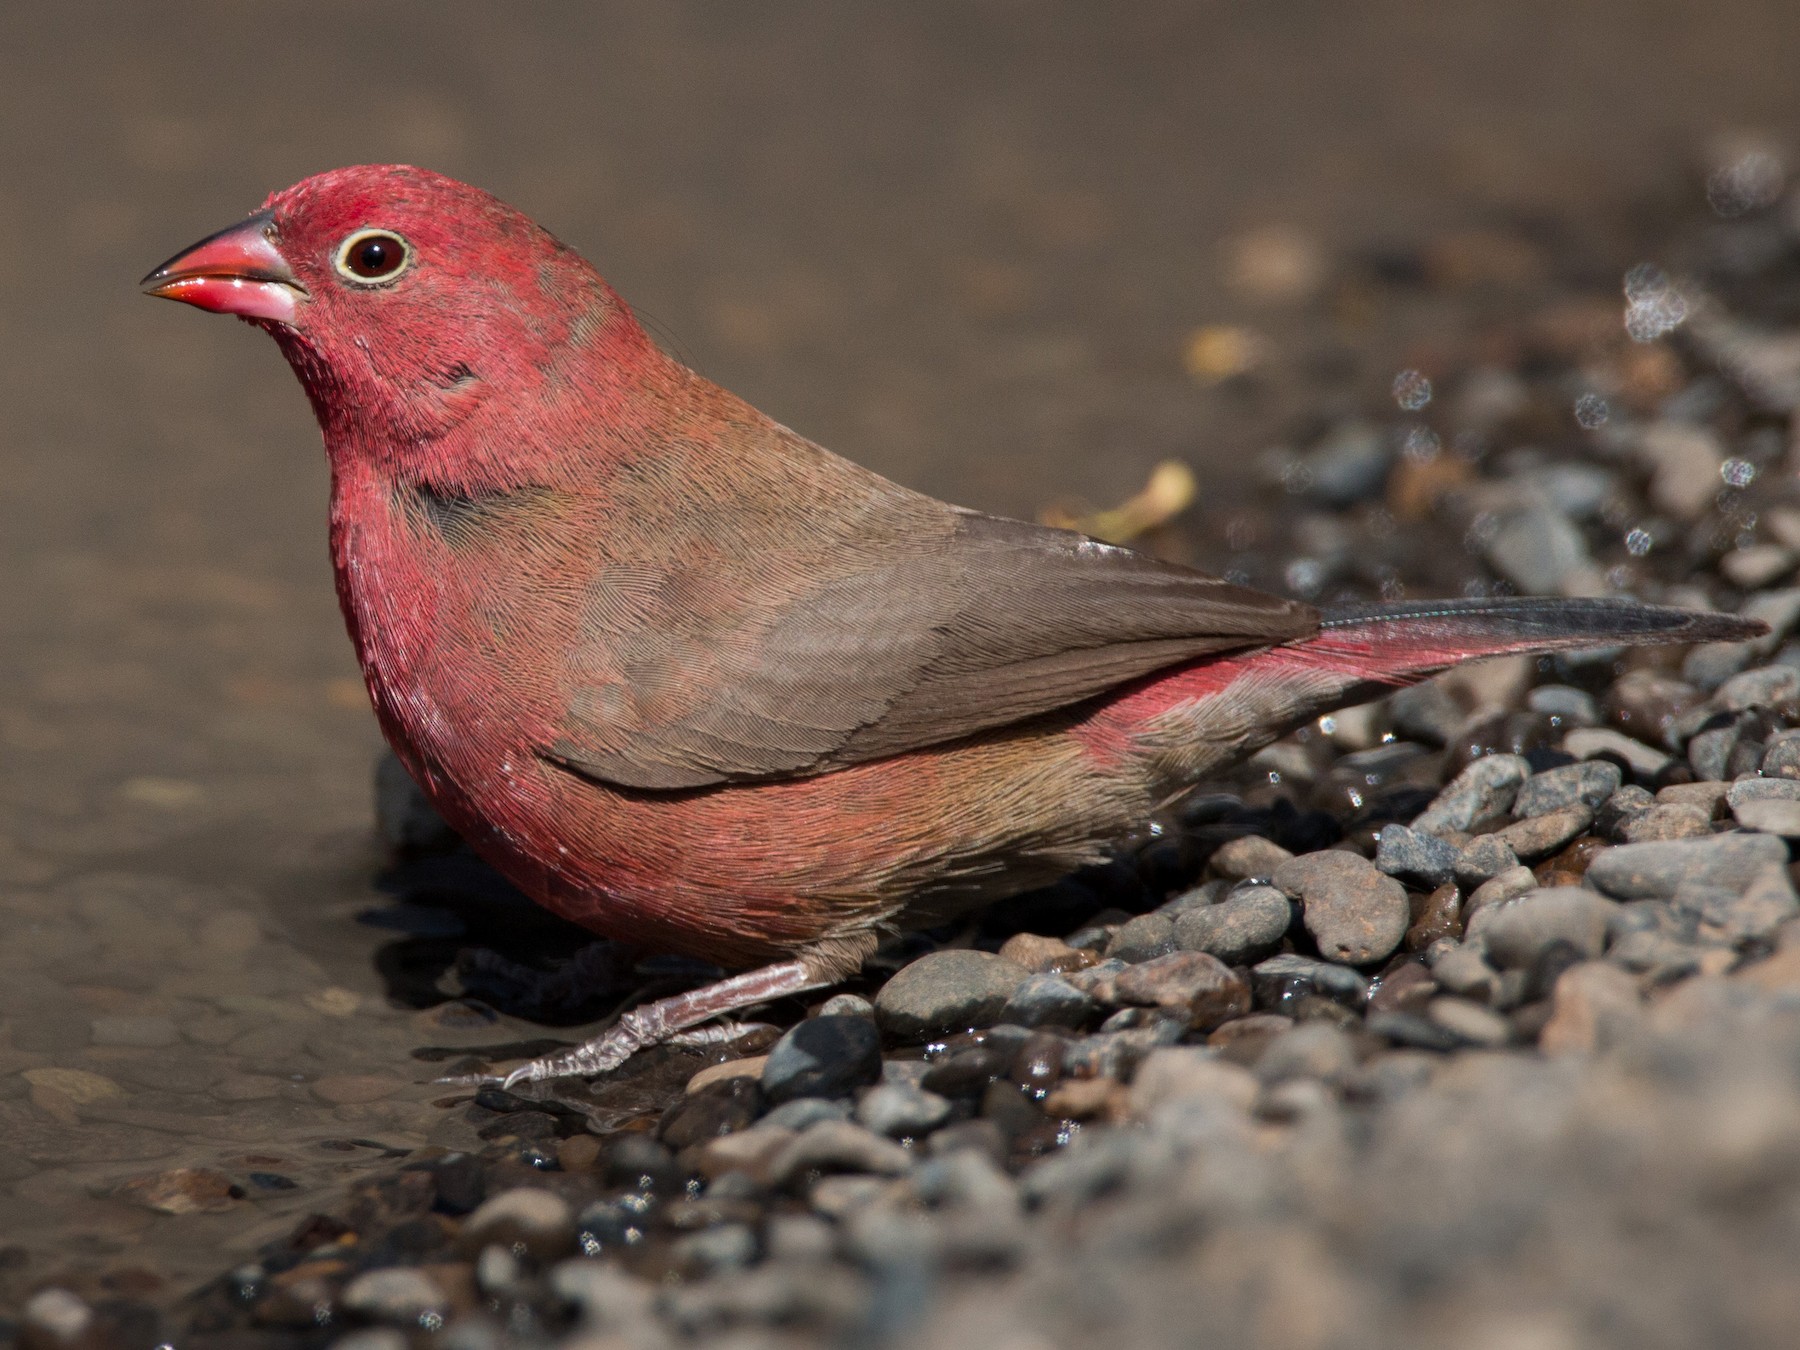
[141,210,305,324]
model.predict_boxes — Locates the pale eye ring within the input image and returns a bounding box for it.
[334,229,412,285]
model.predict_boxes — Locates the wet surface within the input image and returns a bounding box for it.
[7,0,1800,1316]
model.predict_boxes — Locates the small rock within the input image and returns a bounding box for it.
[117,1166,237,1215]
[1275,851,1410,965]
[995,933,1097,974]
[762,1016,883,1105]
[339,1268,448,1327]
[1250,954,1370,1012]
[552,1262,658,1335]
[1538,961,1643,1053]
[1638,420,1725,520]
[686,1057,768,1095]
[999,971,1098,1029]
[1717,664,1800,712]
[855,1082,952,1138]
[1128,1047,1258,1115]
[816,993,876,1019]
[766,1120,912,1187]
[1656,781,1732,814]
[1527,685,1599,726]
[1431,944,1500,1002]
[1483,503,1593,595]
[672,1222,758,1275]
[695,1124,795,1182]
[1492,804,1594,862]
[1172,885,1293,964]
[1042,1076,1124,1120]
[1425,996,1511,1047]
[1112,951,1251,1029]
[1256,1022,1357,1085]
[1454,834,1520,887]
[875,950,1031,1041]
[1721,543,1796,589]
[1104,912,1177,962]
[1208,834,1294,880]
[1465,865,1538,917]
[1678,862,1800,942]
[1621,803,1713,841]
[1514,760,1622,817]
[459,1187,575,1260]
[1405,882,1464,950]
[1411,754,1530,835]
[1375,823,1459,888]
[89,1014,180,1048]
[18,1289,93,1350]
[1563,727,1672,778]
[1468,888,1615,969]
[761,1097,851,1131]
[1585,833,1790,899]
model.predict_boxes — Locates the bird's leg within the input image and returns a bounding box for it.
[472,959,827,1089]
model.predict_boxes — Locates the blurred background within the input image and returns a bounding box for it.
[5,0,1800,1313]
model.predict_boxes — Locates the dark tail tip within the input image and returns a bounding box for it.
[1320,596,1769,646]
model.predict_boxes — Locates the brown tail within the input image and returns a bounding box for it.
[1310,597,1765,679]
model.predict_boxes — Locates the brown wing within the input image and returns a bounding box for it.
[544,507,1316,791]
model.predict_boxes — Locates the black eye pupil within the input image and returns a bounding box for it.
[346,234,405,279]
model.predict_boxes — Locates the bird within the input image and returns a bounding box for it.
[143,164,1761,1086]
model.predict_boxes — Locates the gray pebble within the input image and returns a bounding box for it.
[1455,835,1521,888]
[1527,684,1599,726]
[339,1268,448,1326]
[1389,679,1466,746]
[1430,944,1500,1002]
[1274,850,1410,965]
[1762,731,1800,779]
[1492,803,1593,862]
[1105,912,1178,962]
[999,972,1099,1029]
[1585,833,1789,899]
[816,993,875,1019]
[1250,954,1370,1012]
[1375,823,1459,889]
[1513,760,1621,817]
[1564,727,1673,778]
[459,1187,574,1260]
[1484,504,1593,594]
[1468,888,1615,969]
[766,1120,912,1187]
[1716,664,1800,712]
[1687,722,1740,781]
[551,1262,658,1335]
[1425,997,1512,1047]
[1411,754,1530,835]
[1172,885,1293,965]
[1677,863,1800,942]
[672,1222,758,1275]
[1735,798,1800,835]
[760,1097,851,1130]
[1155,878,1230,918]
[855,1082,952,1137]
[874,950,1031,1041]
[1209,834,1294,880]
[1621,803,1715,842]
[762,1015,883,1104]
[1256,1022,1357,1086]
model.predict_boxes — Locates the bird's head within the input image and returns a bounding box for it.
[143,164,650,458]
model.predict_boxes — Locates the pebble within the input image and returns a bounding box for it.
[816,992,876,1019]
[1563,727,1673,777]
[1431,943,1500,1002]
[1468,888,1615,969]
[1127,1047,1259,1115]
[1208,834,1294,880]
[1620,803,1714,841]
[998,971,1099,1029]
[1491,803,1593,862]
[1484,505,1594,594]
[1585,833,1789,899]
[1464,865,1538,917]
[1255,1022,1357,1086]
[765,1120,912,1187]
[1538,961,1643,1054]
[1716,664,1800,712]
[761,1096,851,1131]
[1527,684,1599,726]
[1764,733,1800,779]
[1250,954,1370,1012]
[88,1013,180,1048]
[761,1015,883,1104]
[339,1267,448,1327]
[1676,863,1800,942]
[18,1289,93,1348]
[1112,951,1251,1029]
[855,1081,952,1137]
[1425,996,1512,1047]
[995,932,1096,974]
[1274,850,1410,965]
[1411,754,1529,835]
[117,1166,238,1215]
[1172,885,1293,964]
[1374,823,1458,888]
[458,1187,575,1260]
[874,950,1031,1041]
[1405,883,1464,950]
[1105,912,1177,961]
[1454,834,1520,887]
[1513,760,1622,816]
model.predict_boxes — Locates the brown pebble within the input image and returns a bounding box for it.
[1539,962,1642,1055]
[1405,883,1464,950]
[556,1135,602,1173]
[1208,834,1294,881]
[1041,1076,1122,1121]
[1368,962,1438,1016]
[118,1166,239,1215]
[1112,951,1251,1029]
[997,932,1100,974]
[1493,804,1593,863]
[685,1056,769,1095]
[1620,803,1713,842]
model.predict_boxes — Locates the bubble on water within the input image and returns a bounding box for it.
[1707,146,1785,218]
[1379,575,1407,601]
[1284,556,1325,598]
[1624,526,1654,557]
[1722,457,1757,488]
[1573,393,1610,430]
[1623,264,1689,342]
[1401,424,1441,464]
[1280,462,1315,495]
[1392,369,1432,411]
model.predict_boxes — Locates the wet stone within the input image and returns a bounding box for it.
[1468,888,1615,969]
[1275,850,1410,965]
[1426,996,1512,1047]
[1251,954,1370,1013]
[856,1081,952,1137]
[1454,834,1520,888]
[1155,878,1230,918]
[1112,951,1251,1029]
[995,932,1097,974]
[761,1096,851,1131]
[1405,883,1464,950]
[1104,912,1177,962]
[999,972,1098,1029]
[1566,726,1674,778]
[1539,961,1644,1054]
[1676,863,1800,942]
[1412,754,1530,835]
[816,992,875,1019]
[660,1077,760,1149]
[765,1119,911,1187]
[1367,960,1438,1015]
[1585,833,1789,899]
[458,1187,575,1260]
[1374,823,1458,889]
[1528,684,1599,726]
[1431,943,1500,1002]
[874,950,1031,1041]
[1484,504,1593,594]
[1256,1021,1357,1086]
[762,1015,883,1104]
[1492,804,1593,862]
[339,1267,448,1327]
[118,1166,239,1215]
[1208,834,1294,880]
[1514,760,1622,817]
[1172,884,1293,964]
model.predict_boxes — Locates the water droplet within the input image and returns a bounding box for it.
[1622,264,1688,342]
[1573,393,1609,430]
[1380,575,1407,601]
[1284,556,1325,597]
[1401,424,1441,464]
[1280,462,1315,495]
[1707,147,1785,217]
[1722,457,1756,488]
[1624,527,1654,557]
[1317,715,1338,734]
[1392,369,1432,411]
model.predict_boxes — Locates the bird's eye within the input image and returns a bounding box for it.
[334,229,412,285]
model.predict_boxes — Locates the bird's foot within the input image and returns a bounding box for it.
[438,961,821,1089]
